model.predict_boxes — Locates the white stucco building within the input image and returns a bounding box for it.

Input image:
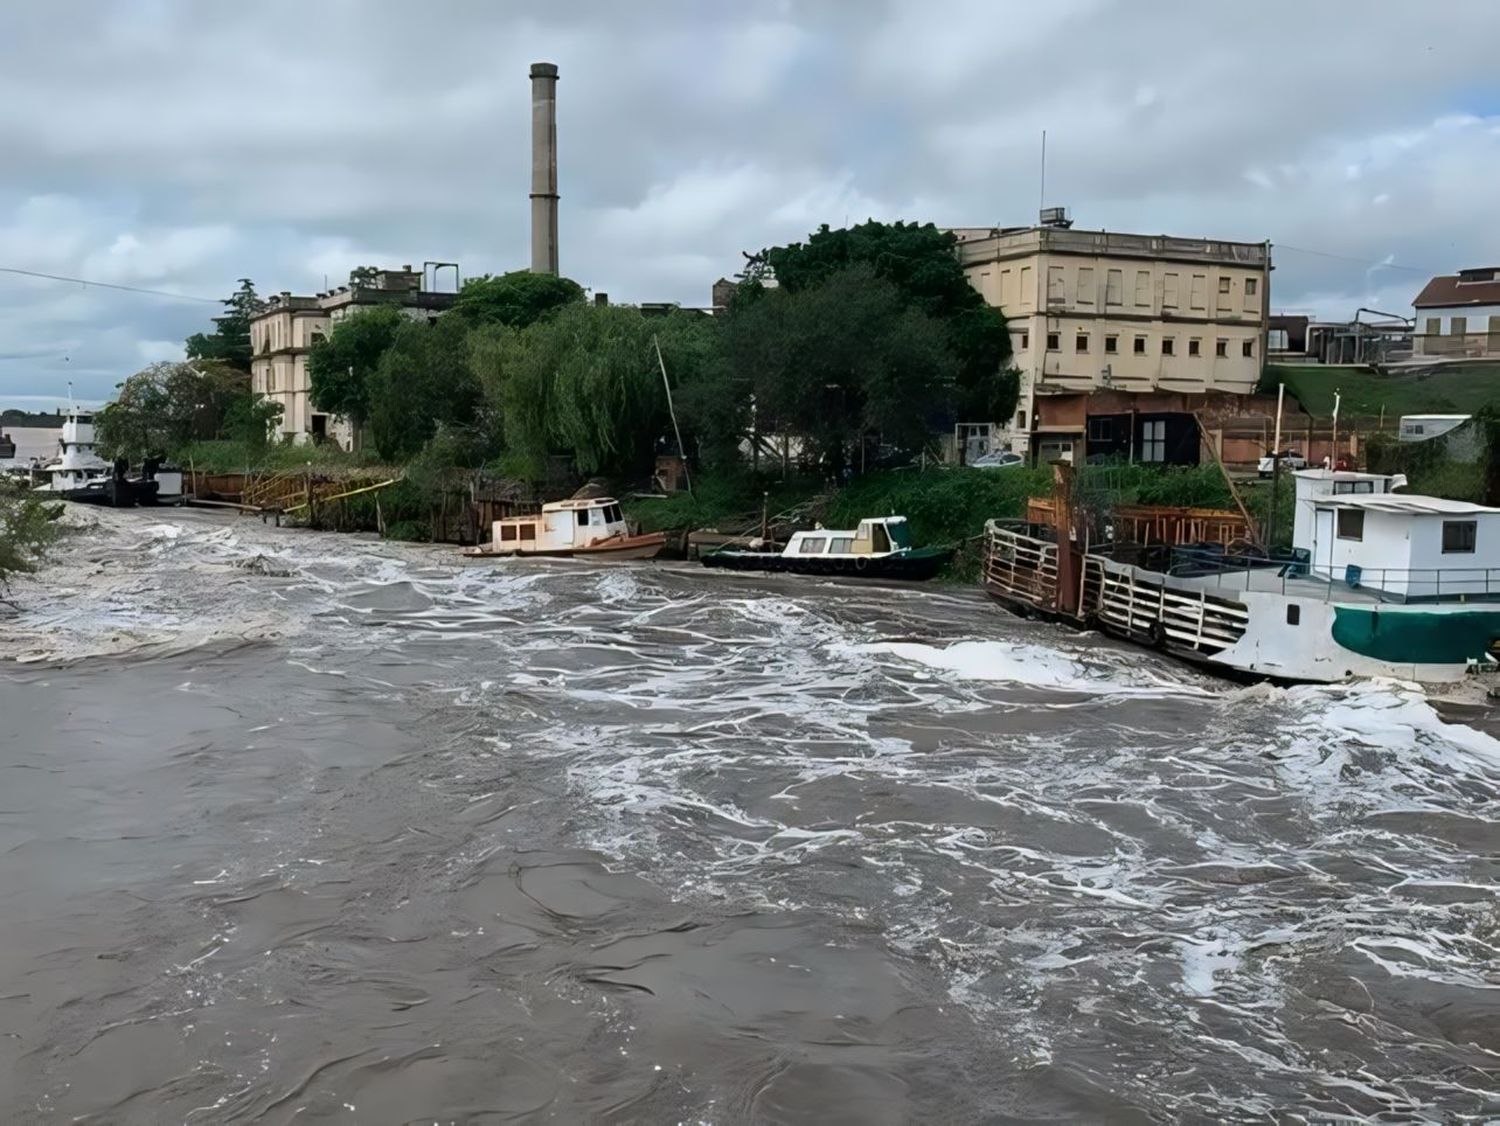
[1412,267,1500,360]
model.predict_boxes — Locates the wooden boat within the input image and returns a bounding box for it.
[464,496,667,560]
[702,516,951,581]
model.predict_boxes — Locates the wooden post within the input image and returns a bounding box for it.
[1052,461,1081,616]
[376,496,384,538]
[1192,410,1260,547]
[760,491,769,543]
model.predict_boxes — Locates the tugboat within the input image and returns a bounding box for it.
[465,496,667,559]
[30,407,111,495]
[702,516,952,580]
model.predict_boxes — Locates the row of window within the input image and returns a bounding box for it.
[253,320,327,353]
[1040,266,1258,311]
[1422,315,1500,336]
[1020,330,1255,359]
[1336,511,1477,554]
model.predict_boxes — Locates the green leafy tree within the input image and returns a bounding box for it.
[307,305,406,436]
[760,221,1018,423]
[348,265,381,288]
[96,361,275,459]
[0,479,62,593]
[450,270,585,329]
[486,304,717,479]
[185,279,263,372]
[720,264,956,476]
[367,317,481,461]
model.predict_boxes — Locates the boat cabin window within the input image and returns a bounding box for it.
[870,524,891,553]
[519,523,536,540]
[603,504,622,523]
[1333,480,1375,495]
[828,536,854,554]
[886,522,912,550]
[798,537,828,555]
[499,524,519,542]
[1336,509,1364,541]
[577,508,594,526]
[1442,520,1477,554]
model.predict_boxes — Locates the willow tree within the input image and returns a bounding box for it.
[490,304,716,480]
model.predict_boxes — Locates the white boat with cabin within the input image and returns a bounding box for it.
[31,409,109,493]
[466,496,667,559]
[984,469,1500,684]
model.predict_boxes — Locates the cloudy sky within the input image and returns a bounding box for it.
[3,0,1498,404]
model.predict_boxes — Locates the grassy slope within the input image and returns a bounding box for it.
[176,439,395,476]
[1272,362,1500,418]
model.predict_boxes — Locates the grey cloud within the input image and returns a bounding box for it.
[2,0,1499,399]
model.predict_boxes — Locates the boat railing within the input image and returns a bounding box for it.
[1150,544,1500,605]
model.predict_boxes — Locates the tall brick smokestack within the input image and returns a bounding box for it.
[529,62,559,275]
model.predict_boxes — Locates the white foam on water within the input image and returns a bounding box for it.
[846,638,1211,697]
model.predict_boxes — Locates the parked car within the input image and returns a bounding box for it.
[970,451,1025,470]
[1257,450,1307,477]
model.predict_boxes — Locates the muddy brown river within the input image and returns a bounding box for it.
[1,509,1497,1123]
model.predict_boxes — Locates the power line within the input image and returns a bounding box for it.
[1273,244,1434,275]
[0,266,220,304]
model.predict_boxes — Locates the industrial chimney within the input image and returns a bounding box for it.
[529,62,559,275]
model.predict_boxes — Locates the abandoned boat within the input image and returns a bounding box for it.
[465,497,667,560]
[983,469,1500,685]
[701,516,952,580]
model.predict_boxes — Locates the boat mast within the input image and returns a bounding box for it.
[653,335,693,498]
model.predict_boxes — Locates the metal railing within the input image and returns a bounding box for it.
[1158,544,1500,604]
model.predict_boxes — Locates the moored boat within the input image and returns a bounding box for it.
[982,469,1500,685]
[702,516,952,580]
[464,496,667,560]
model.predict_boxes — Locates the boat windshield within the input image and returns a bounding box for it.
[886,521,912,550]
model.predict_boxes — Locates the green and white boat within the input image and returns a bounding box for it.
[984,470,1500,685]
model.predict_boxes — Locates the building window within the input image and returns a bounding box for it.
[1245,277,1258,297]
[1047,332,1060,351]
[1019,331,1029,350]
[1087,416,1113,442]
[1215,339,1228,358]
[1075,333,1089,353]
[1134,336,1147,355]
[1219,277,1232,295]
[1286,604,1300,625]
[1076,266,1094,304]
[1047,266,1065,303]
[1190,274,1206,310]
[1337,509,1365,541]
[1424,317,1440,335]
[1242,340,1254,358]
[310,331,326,346]
[1268,329,1288,351]
[1163,272,1180,309]
[1106,269,1123,306]
[1105,335,1118,354]
[1141,420,1166,463]
[1188,339,1201,357]
[1162,337,1175,356]
[1452,316,1468,336]
[1134,270,1151,307]
[1016,410,1027,429]
[1443,520,1477,554]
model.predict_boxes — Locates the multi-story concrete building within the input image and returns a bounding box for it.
[250,267,457,446]
[954,217,1271,463]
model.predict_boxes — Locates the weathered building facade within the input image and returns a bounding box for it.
[954,221,1271,462]
[250,267,457,447]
